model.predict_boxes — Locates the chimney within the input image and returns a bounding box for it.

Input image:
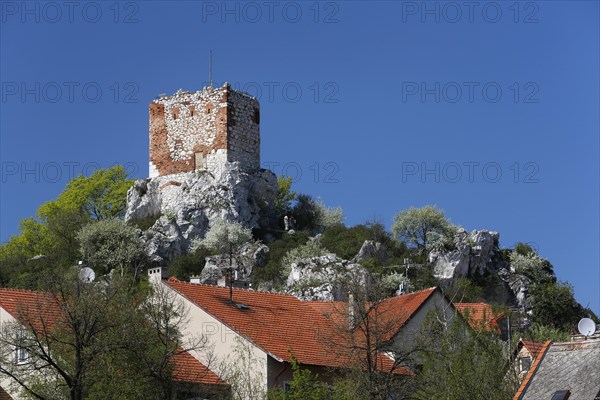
[148,267,168,285]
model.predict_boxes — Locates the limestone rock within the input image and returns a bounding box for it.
[429,229,533,312]
[286,253,370,301]
[125,162,278,265]
[197,242,269,285]
[352,240,388,263]
[429,229,499,281]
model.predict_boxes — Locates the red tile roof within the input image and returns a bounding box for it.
[513,340,552,400]
[374,288,438,341]
[0,288,62,332]
[171,349,226,386]
[307,288,438,338]
[165,280,437,375]
[0,287,219,387]
[454,302,505,332]
[520,340,545,359]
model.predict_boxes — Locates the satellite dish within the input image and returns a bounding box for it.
[577,318,596,336]
[79,267,96,283]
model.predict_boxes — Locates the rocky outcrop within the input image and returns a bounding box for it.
[429,229,533,313]
[197,242,269,285]
[352,240,388,263]
[429,229,500,280]
[286,252,370,301]
[125,162,278,265]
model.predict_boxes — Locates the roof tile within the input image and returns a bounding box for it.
[165,281,436,374]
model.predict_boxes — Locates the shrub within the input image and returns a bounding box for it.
[281,239,329,277]
[192,219,253,253]
[530,281,586,331]
[525,322,571,342]
[509,251,555,284]
[514,242,535,256]
[78,219,146,276]
[314,198,344,229]
[291,194,320,231]
[320,223,408,267]
[254,231,310,286]
[168,246,214,282]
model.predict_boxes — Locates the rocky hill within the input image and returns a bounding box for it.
[125,162,278,265]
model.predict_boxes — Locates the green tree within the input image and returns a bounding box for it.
[391,205,454,252]
[254,231,310,287]
[0,166,133,288]
[413,310,517,400]
[530,281,585,332]
[39,165,132,221]
[275,176,297,215]
[169,246,214,282]
[524,322,570,342]
[77,219,147,277]
[0,271,207,400]
[291,194,319,232]
[267,357,348,400]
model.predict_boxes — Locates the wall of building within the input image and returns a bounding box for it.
[149,86,229,177]
[149,272,269,399]
[392,291,456,356]
[267,357,336,390]
[149,84,260,178]
[0,308,22,400]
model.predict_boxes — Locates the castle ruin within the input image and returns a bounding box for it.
[148,83,260,177]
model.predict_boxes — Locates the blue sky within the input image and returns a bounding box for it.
[1,1,598,313]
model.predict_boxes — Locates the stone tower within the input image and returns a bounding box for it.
[148,83,260,177]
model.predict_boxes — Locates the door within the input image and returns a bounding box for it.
[194,152,204,172]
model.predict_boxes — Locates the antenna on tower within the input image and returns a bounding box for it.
[209,50,213,88]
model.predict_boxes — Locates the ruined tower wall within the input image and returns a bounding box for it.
[149,84,260,178]
[226,90,260,172]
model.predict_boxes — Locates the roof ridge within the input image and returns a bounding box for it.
[166,279,302,297]
[0,287,46,294]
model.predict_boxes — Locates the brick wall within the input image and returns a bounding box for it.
[0,386,14,400]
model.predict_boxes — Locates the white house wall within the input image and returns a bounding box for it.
[392,291,456,354]
[0,307,22,400]
[158,280,269,399]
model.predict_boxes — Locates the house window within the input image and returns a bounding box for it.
[283,382,292,393]
[519,356,532,373]
[16,347,28,364]
[16,329,28,364]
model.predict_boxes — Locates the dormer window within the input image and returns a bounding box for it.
[519,356,532,373]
